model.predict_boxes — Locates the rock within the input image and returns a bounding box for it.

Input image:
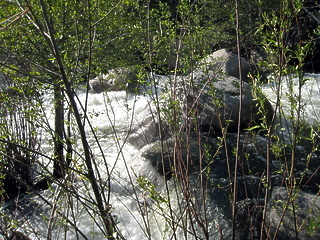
[266,187,320,240]
[127,103,169,149]
[8,230,31,240]
[140,140,174,178]
[235,199,263,240]
[127,50,273,148]
[128,70,273,148]
[178,71,273,131]
[0,72,9,88]
[249,47,270,80]
[141,131,270,187]
[89,67,139,93]
[287,2,320,72]
[198,48,257,82]
[141,133,207,178]
[89,78,110,93]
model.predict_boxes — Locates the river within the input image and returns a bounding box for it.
[1,72,319,239]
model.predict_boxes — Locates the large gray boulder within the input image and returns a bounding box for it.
[127,71,273,149]
[266,187,320,239]
[178,71,273,131]
[198,48,257,82]
[127,50,272,148]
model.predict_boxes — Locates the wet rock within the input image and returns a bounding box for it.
[235,198,263,240]
[266,187,320,239]
[141,133,211,178]
[127,103,170,149]
[141,132,269,185]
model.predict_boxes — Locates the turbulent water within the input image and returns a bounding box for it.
[2,73,320,240]
[262,73,320,126]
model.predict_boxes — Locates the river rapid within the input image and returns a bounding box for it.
[1,72,320,240]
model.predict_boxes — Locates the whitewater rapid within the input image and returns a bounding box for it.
[2,73,320,240]
[262,73,320,126]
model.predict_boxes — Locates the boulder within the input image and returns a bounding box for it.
[266,187,320,239]
[287,2,320,72]
[178,71,273,131]
[141,132,270,187]
[0,72,8,88]
[128,70,273,148]
[127,50,273,148]
[198,48,257,82]
[141,133,206,178]
[89,78,110,93]
[8,230,31,240]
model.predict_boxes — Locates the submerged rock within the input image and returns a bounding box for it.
[141,133,210,178]
[141,132,270,187]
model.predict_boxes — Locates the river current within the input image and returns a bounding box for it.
[1,73,320,239]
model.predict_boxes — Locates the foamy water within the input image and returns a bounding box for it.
[3,73,320,239]
[262,73,320,126]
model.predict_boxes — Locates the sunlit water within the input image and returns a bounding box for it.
[262,73,320,126]
[3,84,229,239]
[2,73,320,239]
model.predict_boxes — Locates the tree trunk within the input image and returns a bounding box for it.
[53,83,65,179]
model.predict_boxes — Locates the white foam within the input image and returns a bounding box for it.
[262,73,320,126]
